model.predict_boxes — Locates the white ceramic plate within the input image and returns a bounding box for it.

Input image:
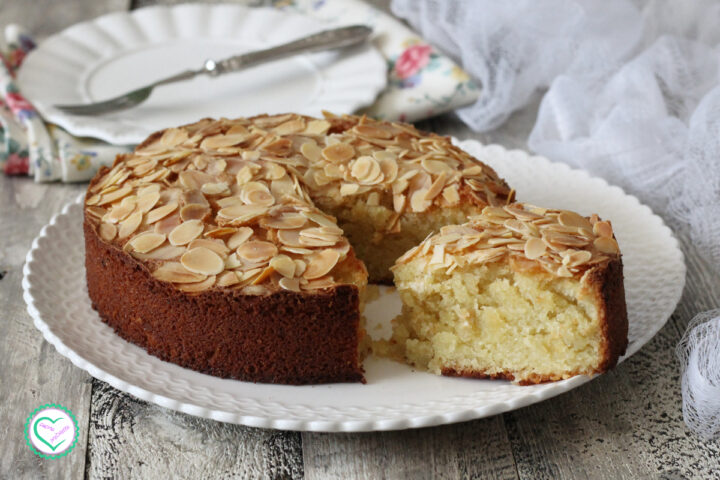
[22,141,685,432]
[16,4,387,145]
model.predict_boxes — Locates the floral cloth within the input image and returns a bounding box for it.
[1,1,477,182]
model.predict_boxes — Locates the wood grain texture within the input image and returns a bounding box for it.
[0,177,90,480]
[303,416,518,480]
[86,380,303,479]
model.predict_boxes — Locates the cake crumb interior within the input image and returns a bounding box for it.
[382,261,605,383]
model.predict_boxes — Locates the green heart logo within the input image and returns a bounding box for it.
[33,417,66,452]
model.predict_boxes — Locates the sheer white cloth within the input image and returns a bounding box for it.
[392,0,720,439]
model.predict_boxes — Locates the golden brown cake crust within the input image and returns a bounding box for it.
[84,215,364,385]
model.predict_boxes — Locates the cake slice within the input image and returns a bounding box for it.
[387,203,628,384]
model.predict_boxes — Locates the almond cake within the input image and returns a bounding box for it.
[83,113,513,384]
[385,203,628,384]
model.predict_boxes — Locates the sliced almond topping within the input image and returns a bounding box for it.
[146,202,179,224]
[86,194,101,206]
[558,211,592,230]
[188,238,230,258]
[279,277,301,292]
[98,185,132,205]
[240,181,275,207]
[225,252,241,269]
[217,204,268,223]
[136,191,161,213]
[153,262,206,283]
[153,213,182,236]
[217,271,240,287]
[168,219,204,246]
[227,227,254,249]
[237,241,278,263]
[563,250,593,267]
[504,205,543,221]
[421,158,453,175]
[322,143,354,163]
[262,138,293,156]
[160,127,189,147]
[304,249,341,279]
[269,254,296,278]
[205,227,237,239]
[180,204,210,222]
[201,182,230,196]
[410,189,432,212]
[274,118,306,135]
[355,124,393,139]
[132,244,185,261]
[176,275,216,293]
[261,212,307,230]
[99,223,117,241]
[200,133,248,149]
[300,141,323,162]
[425,171,447,201]
[118,211,143,239]
[303,276,335,290]
[594,236,619,254]
[251,266,275,285]
[524,237,547,260]
[593,220,613,238]
[304,120,331,136]
[340,183,360,196]
[129,232,166,253]
[181,247,224,275]
[544,231,589,247]
[106,203,136,224]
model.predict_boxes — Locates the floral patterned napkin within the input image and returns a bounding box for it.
[0,1,478,182]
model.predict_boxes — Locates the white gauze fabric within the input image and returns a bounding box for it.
[392,0,720,439]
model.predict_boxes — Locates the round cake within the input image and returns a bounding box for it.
[83,113,514,385]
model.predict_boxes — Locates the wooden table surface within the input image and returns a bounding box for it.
[2,1,719,478]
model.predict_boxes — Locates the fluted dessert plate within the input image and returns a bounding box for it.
[23,141,685,432]
[16,4,387,145]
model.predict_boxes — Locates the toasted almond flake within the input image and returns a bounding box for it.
[262,212,307,230]
[468,247,506,264]
[227,227,254,249]
[133,244,185,261]
[180,204,210,221]
[322,143,354,163]
[262,138,293,156]
[201,182,230,196]
[136,191,160,213]
[270,255,296,278]
[225,252,241,269]
[98,185,133,205]
[524,237,547,259]
[558,211,592,230]
[201,133,248,149]
[274,118,306,135]
[593,220,613,238]
[217,271,240,287]
[188,238,230,258]
[146,202,178,224]
[153,262,206,283]
[153,214,181,236]
[300,141,323,163]
[99,223,117,241]
[430,245,445,265]
[86,194,101,206]
[304,249,341,279]
[240,181,275,207]
[303,276,335,290]
[237,267,263,283]
[425,171,447,201]
[168,219,204,246]
[106,203,136,224]
[594,236,619,254]
[279,277,301,292]
[237,240,278,263]
[251,266,275,285]
[128,232,166,253]
[205,227,236,239]
[86,206,107,220]
[563,250,593,267]
[366,192,380,206]
[118,211,143,239]
[177,275,216,293]
[543,231,589,247]
[354,124,393,139]
[410,189,432,212]
[421,158,453,175]
[340,183,360,196]
[217,204,268,222]
[304,119,330,135]
[160,127,189,147]
[181,247,224,275]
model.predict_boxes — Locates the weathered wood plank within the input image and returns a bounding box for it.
[85,380,303,479]
[303,416,518,480]
[0,176,90,479]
